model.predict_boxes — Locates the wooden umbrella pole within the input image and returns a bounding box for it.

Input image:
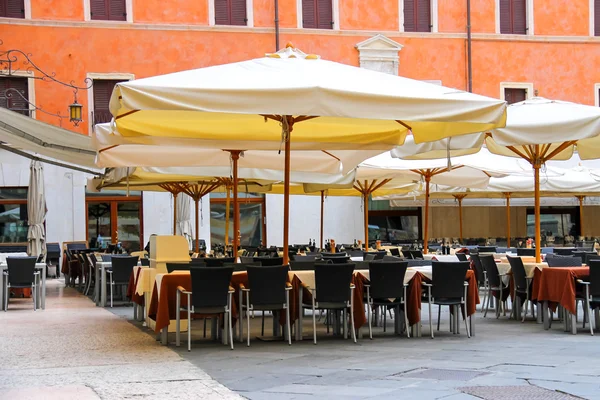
[320,190,325,251]
[578,196,585,238]
[173,192,178,235]
[458,197,464,244]
[363,191,369,250]
[231,151,241,263]
[283,131,291,265]
[194,198,200,253]
[534,160,542,263]
[423,175,431,254]
[504,193,511,248]
[224,184,231,246]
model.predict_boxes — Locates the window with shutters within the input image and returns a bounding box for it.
[89,0,127,21]
[214,0,248,25]
[403,0,431,32]
[302,0,333,29]
[92,79,125,125]
[594,0,600,36]
[504,88,527,104]
[0,77,30,116]
[0,0,25,18]
[499,0,527,34]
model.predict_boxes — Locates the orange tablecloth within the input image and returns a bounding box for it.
[126,267,144,306]
[533,266,589,315]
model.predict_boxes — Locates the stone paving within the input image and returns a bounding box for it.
[0,280,241,400]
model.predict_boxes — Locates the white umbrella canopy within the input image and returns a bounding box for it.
[27,160,46,257]
[176,193,194,249]
[391,133,485,160]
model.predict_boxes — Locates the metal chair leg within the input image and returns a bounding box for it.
[187,294,192,352]
[428,300,434,339]
[312,302,317,345]
[437,306,441,331]
[176,291,181,347]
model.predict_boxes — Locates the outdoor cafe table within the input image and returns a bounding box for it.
[496,261,547,322]
[96,260,142,307]
[423,254,461,262]
[0,262,47,311]
[533,266,589,334]
[126,265,148,322]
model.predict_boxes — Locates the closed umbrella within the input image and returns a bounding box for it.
[27,160,46,257]
[176,193,193,249]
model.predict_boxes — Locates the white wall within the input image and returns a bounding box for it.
[265,194,363,247]
[142,191,174,247]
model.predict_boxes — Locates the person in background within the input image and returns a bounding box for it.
[144,234,157,258]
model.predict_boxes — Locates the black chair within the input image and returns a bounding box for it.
[290,260,316,271]
[402,250,414,259]
[406,259,431,268]
[507,256,534,322]
[107,256,138,307]
[516,248,536,257]
[4,257,39,311]
[456,253,468,262]
[347,249,364,258]
[140,258,150,267]
[546,255,582,268]
[572,251,597,264]
[363,251,386,261]
[176,267,234,351]
[383,255,403,262]
[478,246,497,253]
[389,248,401,257]
[553,248,575,256]
[254,257,283,266]
[223,262,261,272]
[469,254,487,310]
[204,257,235,267]
[365,261,410,339]
[240,256,255,264]
[101,254,113,262]
[46,243,61,278]
[301,263,357,344]
[409,250,424,259]
[294,254,321,262]
[578,260,600,336]
[167,262,193,273]
[480,255,510,318]
[322,253,350,264]
[422,261,471,338]
[240,265,292,346]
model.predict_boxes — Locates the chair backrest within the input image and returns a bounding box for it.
[239,256,254,264]
[314,263,355,303]
[363,251,386,261]
[406,259,431,267]
[478,246,497,253]
[572,251,597,264]
[322,254,350,264]
[101,254,113,262]
[6,257,37,286]
[456,253,468,262]
[368,261,408,299]
[402,250,414,259]
[409,250,424,259]
[347,249,364,258]
[254,257,283,266]
[140,258,150,267]
[480,255,502,288]
[247,265,289,306]
[507,255,527,292]
[469,254,485,286]
[390,248,401,257]
[166,262,192,273]
[295,254,320,262]
[546,255,582,268]
[383,255,403,262]
[189,267,233,308]
[364,253,376,261]
[111,256,138,282]
[431,261,470,299]
[553,248,574,256]
[223,262,261,272]
[204,257,235,267]
[290,260,316,271]
[588,260,600,298]
[321,252,348,258]
[516,248,535,257]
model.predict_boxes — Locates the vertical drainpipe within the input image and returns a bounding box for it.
[466,0,473,92]
[275,0,280,51]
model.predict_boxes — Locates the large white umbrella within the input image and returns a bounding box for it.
[27,160,46,257]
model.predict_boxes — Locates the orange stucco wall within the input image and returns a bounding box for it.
[2,0,600,136]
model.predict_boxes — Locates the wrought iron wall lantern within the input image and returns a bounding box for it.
[0,40,92,126]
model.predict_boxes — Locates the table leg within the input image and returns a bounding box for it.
[161,326,168,345]
[101,266,106,307]
[296,289,303,341]
[95,264,100,306]
[470,315,475,337]
[41,265,46,310]
[0,267,5,311]
[543,301,550,330]
[536,303,542,324]
[571,312,577,335]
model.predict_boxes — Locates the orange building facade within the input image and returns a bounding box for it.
[2,0,600,135]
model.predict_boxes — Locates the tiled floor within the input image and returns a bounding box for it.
[0,280,241,400]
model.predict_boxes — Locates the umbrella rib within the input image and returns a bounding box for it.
[543,140,577,162]
[395,120,413,131]
[321,150,340,161]
[505,145,531,163]
[370,179,391,193]
[114,110,140,120]
[294,116,319,123]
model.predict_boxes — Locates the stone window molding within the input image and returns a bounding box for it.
[355,34,404,76]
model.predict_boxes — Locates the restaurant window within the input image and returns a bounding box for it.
[499,0,527,34]
[504,87,527,104]
[214,0,248,25]
[0,77,30,116]
[403,0,431,32]
[0,0,25,18]
[86,189,143,252]
[0,187,28,243]
[368,201,422,243]
[92,79,126,125]
[210,192,266,247]
[526,207,580,242]
[595,0,600,36]
[302,0,333,29]
[89,0,127,21]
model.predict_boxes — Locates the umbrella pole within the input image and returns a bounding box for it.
[173,192,178,235]
[231,151,241,263]
[577,196,585,238]
[453,194,466,244]
[225,184,231,246]
[423,176,431,254]
[364,192,369,250]
[195,198,200,253]
[534,161,541,263]
[504,193,511,248]
[283,133,291,265]
[320,190,325,251]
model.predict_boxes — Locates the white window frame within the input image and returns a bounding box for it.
[590,0,596,36]
[24,0,32,19]
[398,0,438,33]
[86,73,135,134]
[209,0,254,27]
[84,0,133,23]
[594,83,600,106]
[296,0,340,30]
[499,82,534,102]
[2,71,36,119]
[495,0,534,35]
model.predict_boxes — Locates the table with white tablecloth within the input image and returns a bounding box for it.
[0,252,28,264]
